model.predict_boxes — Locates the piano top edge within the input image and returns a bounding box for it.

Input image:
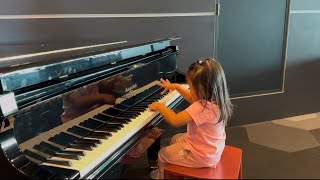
[0,37,179,72]
[0,37,179,93]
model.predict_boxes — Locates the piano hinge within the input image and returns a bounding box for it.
[216,3,221,16]
[0,92,18,117]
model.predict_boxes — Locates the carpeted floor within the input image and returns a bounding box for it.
[121,112,320,179]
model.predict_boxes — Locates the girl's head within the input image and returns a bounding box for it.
[186,58,233,125]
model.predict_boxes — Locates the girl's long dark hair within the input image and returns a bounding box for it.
[186,58,233,125]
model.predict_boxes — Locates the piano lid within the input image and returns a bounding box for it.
[0,37,179,92]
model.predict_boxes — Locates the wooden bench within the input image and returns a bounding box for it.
[164,145,242,179]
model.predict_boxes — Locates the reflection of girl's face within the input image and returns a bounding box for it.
[187,78,198,102]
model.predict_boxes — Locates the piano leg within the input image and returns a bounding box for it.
[147,137,160,169]
[100,139,161,179]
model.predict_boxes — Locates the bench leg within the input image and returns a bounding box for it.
[238,162,243,179]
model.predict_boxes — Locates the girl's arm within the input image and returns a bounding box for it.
[174,83,193,103]
[158,78,193,103]
[148,102,193,127]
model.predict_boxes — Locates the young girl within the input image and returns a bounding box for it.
[148,58,233,179]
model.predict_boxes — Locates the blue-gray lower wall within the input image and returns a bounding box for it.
[230,0,320,126]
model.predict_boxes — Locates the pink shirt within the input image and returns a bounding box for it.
[185,100,226,167]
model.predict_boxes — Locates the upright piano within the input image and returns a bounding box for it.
[0,38,185,179]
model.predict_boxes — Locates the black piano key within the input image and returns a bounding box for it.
[130,85,159,97]
[71,141,98,148]
[92,113,112,121]
[135,104,149,107]
[119,111,140,116]
[24,149,46,162]
[115,110,140,116]
[39,142,62,152]
[33,144,55,156]
[45,159,72,167]
[49,132,80,147]
[117,114,140,121]
[94,114,130,124]
[119,112,139,116]
[131,106,147,109]
[117,114,137,119]
[122,110,141,114]
[134,104,150,108]
[143,85,160,94]
[120,113,140,117]
[139,100,152,104]
[91,131,112,137]
[39,142,86,156]
[128,107,146,112]
[122,110,142,114]
[54,152,81,160]
[125,93,145,102]
[77,138,102,144]
[86,132,111,139]
[102,123,124,128]
[144,99,159,103]
[48,136,68,147]
[148,94,162,98]
[68,144,94,151]
[24,149,72,167]
[59,132,80,142]
[102,107,124,116]
[109,117,131,124]
[67,126,91,137]
[79,118,104,130]
[113,104,129,110]
[86,134,108,140]
[48,132,80,147]
[120,98,141,106]
[97,125,120,132]
[153,93,165,98]
[93,113,111,121]
[60,150,86,157]
[150,93,165,98]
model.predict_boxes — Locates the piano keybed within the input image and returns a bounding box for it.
[19,81,185,177]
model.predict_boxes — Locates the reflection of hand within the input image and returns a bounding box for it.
[98,75,131,94]
[114,76,131,88]
[158,78,176,95]
[102,94,116,104]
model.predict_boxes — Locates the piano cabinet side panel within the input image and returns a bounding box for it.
[0,149,26,179]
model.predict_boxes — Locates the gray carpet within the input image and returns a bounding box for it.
[121,113,320,179]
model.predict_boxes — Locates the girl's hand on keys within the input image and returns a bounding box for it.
[158,78,176,95]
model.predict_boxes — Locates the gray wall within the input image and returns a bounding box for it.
[229,0,320,126]
[0,0,217,73]
[1,0,319,126]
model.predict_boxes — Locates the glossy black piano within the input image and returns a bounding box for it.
[0,38,185,179]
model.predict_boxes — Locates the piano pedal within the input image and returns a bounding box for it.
[148,160,159,170]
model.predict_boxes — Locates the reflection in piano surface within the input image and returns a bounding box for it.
[0,38,184,179]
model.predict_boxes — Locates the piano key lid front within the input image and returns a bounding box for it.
[0,92,18,117]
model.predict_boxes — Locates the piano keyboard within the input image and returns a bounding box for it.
[19,81,186,178]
